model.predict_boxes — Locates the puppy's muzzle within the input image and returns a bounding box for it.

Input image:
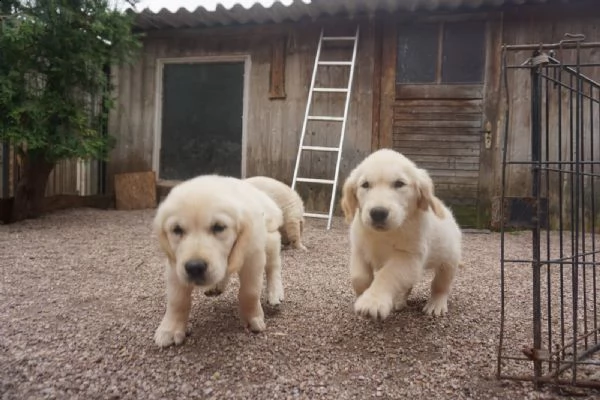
[184,259,208,283]
[369,207,389,228]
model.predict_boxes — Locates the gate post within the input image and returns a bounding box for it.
[530,50,544,386]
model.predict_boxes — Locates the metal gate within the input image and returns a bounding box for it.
[497,34,600,390]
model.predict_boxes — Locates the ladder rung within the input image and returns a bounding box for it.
[301,146,339,152]
[304,212,330,219]
[313,88,348,93]
[322,36,357,41]
[295,178,335,184]
[317,61,353,66]
[307,116,344,122]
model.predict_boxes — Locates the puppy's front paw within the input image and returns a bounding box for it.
[244,317,266,333]
[354,290,394,321]
[423,295,448,317]
[293,242,308,251]
[267,283,285,306]
[154,325,187,348]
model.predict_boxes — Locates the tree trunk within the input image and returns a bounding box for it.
[10,151,55,222]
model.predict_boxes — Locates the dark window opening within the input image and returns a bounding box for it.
[396,24,438,84]
[396,21,486,85]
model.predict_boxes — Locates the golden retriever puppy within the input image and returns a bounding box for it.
[245,176,307,251]
[341,148,462,320]
[152,175,284,347]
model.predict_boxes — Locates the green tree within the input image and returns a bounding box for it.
[0,0,141,222]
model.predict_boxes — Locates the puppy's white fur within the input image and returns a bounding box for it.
[341,148,462,320]
[245,176,307,250]
[152,175,284,347]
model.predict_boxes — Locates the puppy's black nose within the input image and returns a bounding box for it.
[370,207,389,223]
[185,260,207,280]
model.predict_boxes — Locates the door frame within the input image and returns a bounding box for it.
[376,12,503,228]
[152,55,251,181]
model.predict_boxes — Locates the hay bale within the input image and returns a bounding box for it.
[114,171,156,210]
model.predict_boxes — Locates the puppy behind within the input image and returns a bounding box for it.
[152,175,284,347]
[245,176,307,251]
[340,148,462,320]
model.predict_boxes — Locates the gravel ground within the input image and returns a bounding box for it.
[2,208,600,400]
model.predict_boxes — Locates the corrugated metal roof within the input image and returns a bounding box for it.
[130,0,568,31]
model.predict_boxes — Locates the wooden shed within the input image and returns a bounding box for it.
[107,0,600,228]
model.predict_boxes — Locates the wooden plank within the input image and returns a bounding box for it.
[418,161,480,171]
[396,84,483,100]
[478,18,503,229]
[400,147,480,156]
[393,126,484,135]
[394,119,482,128]
[436,183,478,192]
[394,112,483,121]
[394,140,481,150]
[114,171,157,210]
[141,39,158,179]
[404,154,480,164]
[394,106,483,115]
[435,183,480,192]
[395,98,483,108]
[392,133,481,142]
[437,195,479,206]
[427,169,480,178]
[269,35,287,100]
[378,17,397,148]
[371,19,383,151]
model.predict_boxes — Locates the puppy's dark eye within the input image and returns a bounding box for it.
[211,223,226,234]
[361,181,370,189]
[393,180,405,189]
[172,225,184,236]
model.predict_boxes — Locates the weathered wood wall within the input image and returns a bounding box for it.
[497,9,600,229]
[106,2,599,226]
[108,17,373,214]
[107,18,375,214]
[0,149,97,198]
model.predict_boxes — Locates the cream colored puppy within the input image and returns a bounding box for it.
[245,176,307,251]
[341,148,462,320]
[152,175,284,347]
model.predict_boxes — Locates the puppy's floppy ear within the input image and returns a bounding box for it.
[227,208,253,275]
[153,207,176,264]
[415,168,446,218]
[340,169,359,223]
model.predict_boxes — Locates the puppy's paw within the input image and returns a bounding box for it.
[423,296,448,317]
[267,283,285,306]
[154,326,187,348]
[245,317,266,333]
[354,290,394,321]
[293,242,308,251]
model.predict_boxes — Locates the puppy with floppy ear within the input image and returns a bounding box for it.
[340,148,463,321]
[414,167,446,219]
[245,176,307,251]
[341,169,359,224]
[152,175,284,348]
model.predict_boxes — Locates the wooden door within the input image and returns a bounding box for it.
[159,62,244,181]
[378,15,501,228]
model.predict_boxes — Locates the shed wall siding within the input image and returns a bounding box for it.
[107,7,599,225]
[107,20,374,213]
[498,14,600,198]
